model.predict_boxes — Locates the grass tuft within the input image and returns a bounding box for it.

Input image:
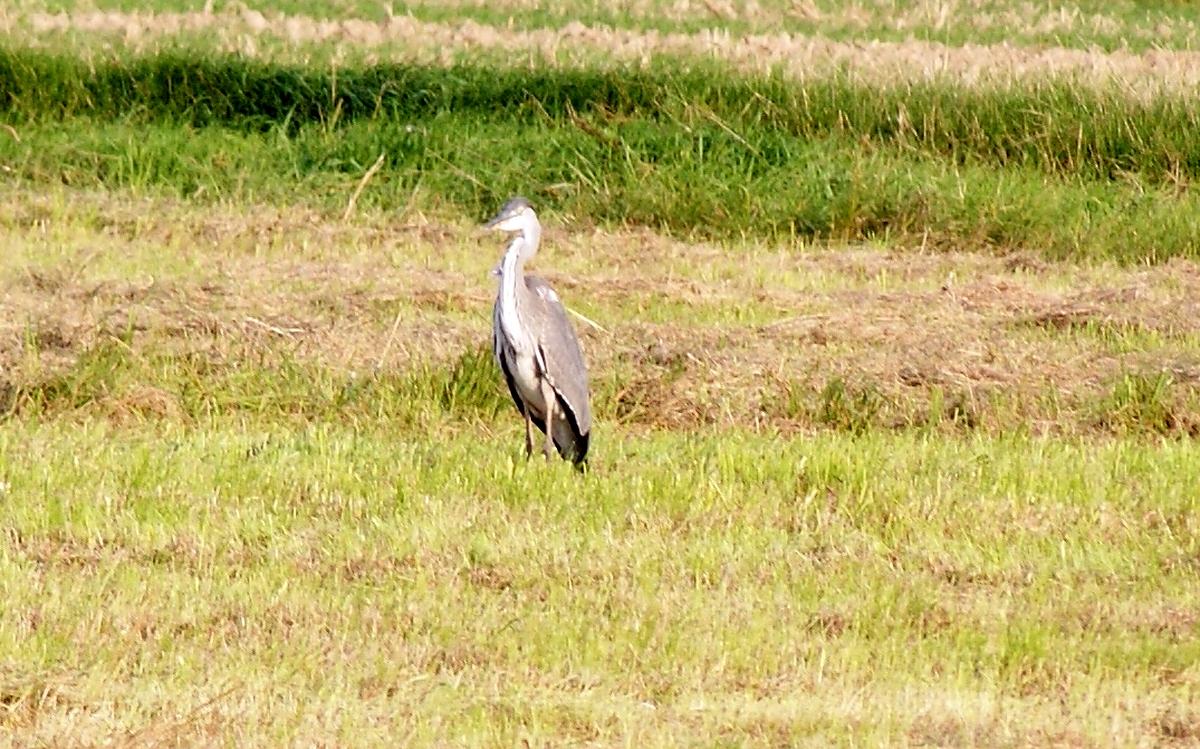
[813,377,888,434]
[1093,372,1198,436]
[408,344,509,419]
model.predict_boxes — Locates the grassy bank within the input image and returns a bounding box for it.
[2,50,1200,261]
[5,116,1200,262]
[5,50,1200,184]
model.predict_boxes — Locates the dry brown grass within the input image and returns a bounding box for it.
[10,8,1200,94]
[397,0,1194,45]
[3,186,1199,435]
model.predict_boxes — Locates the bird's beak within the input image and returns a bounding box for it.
[490,261,502,277]
[483,212,506,230]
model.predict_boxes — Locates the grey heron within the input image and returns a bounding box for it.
[486,197,591,468]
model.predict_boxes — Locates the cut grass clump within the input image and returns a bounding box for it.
[776,377,895,434]
[774,379,992,435]
[926,386,981,431]
[780,376,967,434]
[7,335,136,415]
[595,346,693,427]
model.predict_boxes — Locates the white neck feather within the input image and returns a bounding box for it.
[495,211,543,354]
[497,237,532,353]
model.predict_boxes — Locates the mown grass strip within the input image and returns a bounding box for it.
[7,335,1200,439]
[3,338,511,427]
[19,0,1200,52]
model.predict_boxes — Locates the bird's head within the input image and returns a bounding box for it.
[484,196,537,235]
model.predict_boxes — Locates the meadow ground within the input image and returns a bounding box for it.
[2,1,1200,746]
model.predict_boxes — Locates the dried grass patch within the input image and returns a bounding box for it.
[2,189,1199,434]
[10,9,1200,95]
[396,0,1186,47]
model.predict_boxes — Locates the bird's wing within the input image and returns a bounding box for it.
[523,275,592,437]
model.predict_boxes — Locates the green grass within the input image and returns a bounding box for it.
[2,414,1199,745]
[5,50,1200,184]
[3,50,1200,261]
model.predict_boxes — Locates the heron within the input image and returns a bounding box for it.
[486,196,591,468]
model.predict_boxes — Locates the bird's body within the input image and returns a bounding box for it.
[486,197,591,467]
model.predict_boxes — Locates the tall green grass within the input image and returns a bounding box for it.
[5,112,1197,262]
[4,50,1199,184]
[2,48,1199,260]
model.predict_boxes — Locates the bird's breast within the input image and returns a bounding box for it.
[511,349,544,410]
[496,287,547,415]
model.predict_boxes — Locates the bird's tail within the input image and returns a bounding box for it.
[553,428,589,472]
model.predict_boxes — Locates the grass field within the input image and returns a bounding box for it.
[2,2,1200,746]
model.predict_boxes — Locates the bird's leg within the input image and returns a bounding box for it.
[523,408,534,459]
[540,379,557,460]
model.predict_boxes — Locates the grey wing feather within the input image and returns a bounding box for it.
[523,275,592,437]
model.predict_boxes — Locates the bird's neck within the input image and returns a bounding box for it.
[497,226,541,340]
[497,235,533,352]
[517,222,541,263]
[501,226,540,275]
